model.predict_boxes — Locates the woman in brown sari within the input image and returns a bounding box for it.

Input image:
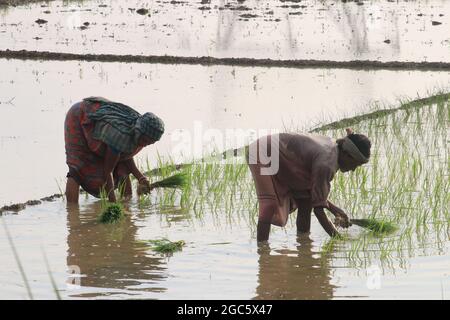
[64,97,165,204]
[248,128,371,241]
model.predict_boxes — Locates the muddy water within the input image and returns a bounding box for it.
[1,58,450,206]
[1,0,450,300]
[1,196,448,299]
[1,0,449,62]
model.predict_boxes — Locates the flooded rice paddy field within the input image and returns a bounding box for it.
[1,96,449,299]
[1,57,450,205]
[0,0,449,62]
[1,0,449,300]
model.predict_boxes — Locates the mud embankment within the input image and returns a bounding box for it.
[0,0,53,6]
[2,49,450,71]
[0,194,62,215]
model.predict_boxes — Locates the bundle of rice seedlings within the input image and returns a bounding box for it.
[99,203,125,224]
[147,238,185,253]
[151,173,188,189]
[350,218,397,234]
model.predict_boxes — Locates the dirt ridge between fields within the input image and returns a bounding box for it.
[2,49,450,71]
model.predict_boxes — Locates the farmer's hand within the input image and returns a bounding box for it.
[327,201,352,228]
[334,212,352,228]
[137,177,152,195]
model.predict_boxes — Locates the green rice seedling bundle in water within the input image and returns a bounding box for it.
[350,218,397,235]
[151,173,188,189]
[147,238,185,253]
[99,203,125,224]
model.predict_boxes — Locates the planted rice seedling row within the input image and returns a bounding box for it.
[128,94,448,269]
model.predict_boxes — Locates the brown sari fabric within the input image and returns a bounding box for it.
[64,100,143,197]
[248,133,339,227]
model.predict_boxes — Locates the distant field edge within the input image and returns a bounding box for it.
[2,49,450,71]
[311,92,450,132]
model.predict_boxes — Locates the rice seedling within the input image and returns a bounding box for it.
[55,178,66,200]
[141,155,258,230]
[350,218,398,235]
[321,233,349,254]
[116,179,128,202]
[151,173,188,189]
[137,192,152,209]
[145,238,185,253]
[133,92,447,271]
[317,93,450,268]
[98,203,125,224]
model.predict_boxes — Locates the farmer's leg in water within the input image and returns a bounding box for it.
[314,207,340,237]
[123,175,132,197]
[66,177,80,203]
[256,198,277,242]
[296,198,312,233]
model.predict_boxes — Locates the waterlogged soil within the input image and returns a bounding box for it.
[4,49,450,71]
[1,196,448,299]
[0,58,449,299]
[0,0,449,62]
[2,58,450,205]
[1,0,450,301]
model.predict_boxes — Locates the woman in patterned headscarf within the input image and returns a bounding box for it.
[64,97,165,203]
[247,128,371,242]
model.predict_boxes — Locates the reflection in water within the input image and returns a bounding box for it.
[331,2,401,57]
[339,3,369,56]
[1,0,449,62]
[215,1,298,56]
[254,235,335,300]
[216,0,240,52]
[66,202,167,297]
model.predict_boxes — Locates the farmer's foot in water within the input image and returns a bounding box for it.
[256,221,271,242]
[66,177,80,203]
[296,211,312,233]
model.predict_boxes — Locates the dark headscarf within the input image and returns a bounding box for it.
[85,97,164,153]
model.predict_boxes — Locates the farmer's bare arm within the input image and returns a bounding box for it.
[313,207,340,237]
[103,147,121,202]
[327,201,346,215]
[123,158,147,181]
[123,158,152,194]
